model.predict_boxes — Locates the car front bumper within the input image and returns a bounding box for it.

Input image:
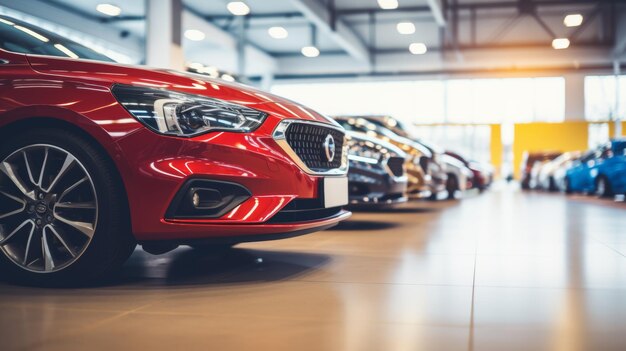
[347,161,408,207]
[114,118,350,242]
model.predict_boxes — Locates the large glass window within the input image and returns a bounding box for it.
[411,125,492,164]
[271,80,445,123]
[588,123,610,149]
[585,75,626,121]
[272,77,565,125]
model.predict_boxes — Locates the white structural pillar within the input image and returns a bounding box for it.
[564,74,586,121]
[146,0,185,70]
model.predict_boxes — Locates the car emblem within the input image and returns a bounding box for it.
[36,203,48,214]
[323,134,335,162]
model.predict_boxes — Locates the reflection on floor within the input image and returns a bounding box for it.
[1,185,626,351]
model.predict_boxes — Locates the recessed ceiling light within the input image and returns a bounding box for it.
[301,46,320,58]
[96,4,121,17]
[227,2,250,16]
[552,38,570,49]
[397,22,415,34]
[563,14,583,27]
[409,42,427,54]
[268,26,288,39]
[184,29,205,41]
[378,0,398,10]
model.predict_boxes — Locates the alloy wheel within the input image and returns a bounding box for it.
[0,144,98,273]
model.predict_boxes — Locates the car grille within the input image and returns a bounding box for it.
[386,157,404,177]
[285,123,345,172]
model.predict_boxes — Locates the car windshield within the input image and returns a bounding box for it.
[612,141,626,155]
[0,16,115,62]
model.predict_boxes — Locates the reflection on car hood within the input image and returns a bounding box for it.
[25,55,339,126]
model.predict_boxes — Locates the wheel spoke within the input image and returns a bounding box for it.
[0,190,26,219]
[45,225,76,258]
[0,219,34,245]
[22,151,37,186]
[37,147,48,187]
[55,201,96,210]
[0,162,35,200]
[41,230,55,271]
[22,225,36,266]
[57,176,88,203]
[43,153,75,193]
[53,212,95,238]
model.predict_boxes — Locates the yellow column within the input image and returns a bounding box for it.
[513,122,589,179]
[490,124,502,178]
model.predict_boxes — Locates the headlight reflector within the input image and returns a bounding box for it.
[112,84,267,136]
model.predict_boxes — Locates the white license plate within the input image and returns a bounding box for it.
[323,177,348,208]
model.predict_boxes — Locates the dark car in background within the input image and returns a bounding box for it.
[334,116,446,199]
[565,139,626,197]
[354,115,471,199]
[346,132,408,207]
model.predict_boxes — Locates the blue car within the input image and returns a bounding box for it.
[565,139,626,196]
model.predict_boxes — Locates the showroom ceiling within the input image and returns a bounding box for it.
[3,0,625,79]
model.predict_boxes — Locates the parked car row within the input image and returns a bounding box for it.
[0,16,494,285]
[335,116,493,207]
[522,139,626,197]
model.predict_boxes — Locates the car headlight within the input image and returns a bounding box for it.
[347,141,383,164]
[112,84,268,137]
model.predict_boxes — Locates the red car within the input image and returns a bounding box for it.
[0,16,350,284]
[444,151,493,192]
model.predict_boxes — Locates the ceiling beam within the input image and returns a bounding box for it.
[426,0,446,27]
[613,7,626,58]
[205,12,303,21]
[271,45,614,79]
[262,64,617,81]
[337,0,621,16]
[290,0,369,62]
[268,41,611,58]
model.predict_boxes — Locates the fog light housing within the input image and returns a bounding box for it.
[166,180,251,219]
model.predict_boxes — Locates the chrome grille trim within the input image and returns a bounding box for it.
[273,119,349,176]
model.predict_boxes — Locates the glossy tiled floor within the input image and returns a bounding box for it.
[2,184,626,351]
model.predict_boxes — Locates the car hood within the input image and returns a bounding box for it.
[26,55,339,127]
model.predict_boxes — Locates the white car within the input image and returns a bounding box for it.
[441,154,473,199]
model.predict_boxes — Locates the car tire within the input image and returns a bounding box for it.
[564,177,573,194]
[548,177,557,192]
[0,128,136,286]
[595,176,612,198]
[446,174,458,200]
[521,176,531,190]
